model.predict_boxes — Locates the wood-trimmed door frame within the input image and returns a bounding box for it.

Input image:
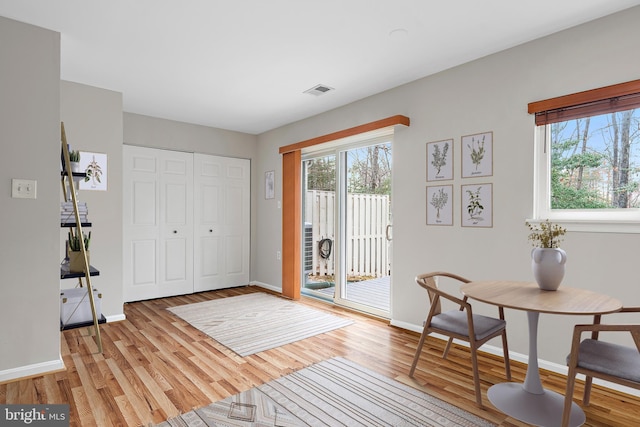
[279,115,409,300]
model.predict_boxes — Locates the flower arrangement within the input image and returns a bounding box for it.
[525,220,566,248]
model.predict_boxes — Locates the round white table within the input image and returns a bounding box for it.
[460,280,621,427]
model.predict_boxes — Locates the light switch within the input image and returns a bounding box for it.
[12,179,37,199]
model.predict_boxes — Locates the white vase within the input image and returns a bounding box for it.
[531,247,566,291]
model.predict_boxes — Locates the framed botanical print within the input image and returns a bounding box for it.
[426,185,453,226]
[461,131,493,178]
[461,183,493,227]
[79,151,107,191]
[427,139,454,181]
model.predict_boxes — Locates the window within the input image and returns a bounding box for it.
[529,80,640,231]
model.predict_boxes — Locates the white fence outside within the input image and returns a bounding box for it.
[305,190,390,278]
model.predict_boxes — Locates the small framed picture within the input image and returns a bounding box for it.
[426,185,453,226]
[461,131,493,178]
[79,151,108,191]
[265,170,275,199]
[461,183,493,227]
[426,139,454,181]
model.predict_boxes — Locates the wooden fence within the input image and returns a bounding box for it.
[304,190,390,278]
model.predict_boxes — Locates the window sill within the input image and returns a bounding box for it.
[526,217,640,234]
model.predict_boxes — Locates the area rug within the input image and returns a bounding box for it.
[156,357,495,426]
[167,292,354,356]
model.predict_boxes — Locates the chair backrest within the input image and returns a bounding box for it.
[415,271,471,316]
[569,307,640,388]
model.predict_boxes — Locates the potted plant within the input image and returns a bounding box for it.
[69,150,81,172]
[526,220,566,291]
[67,230,91,273]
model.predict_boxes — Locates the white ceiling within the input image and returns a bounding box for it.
[1,1,639,134]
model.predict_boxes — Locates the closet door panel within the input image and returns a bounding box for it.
[124,146,161,302]
[158,152,193,297]
[194,154,224,291]
[194,154,249,291]
[124,146,193,301]
[224,180,248,280]
[132,240,156,285]
[125,148,247,300]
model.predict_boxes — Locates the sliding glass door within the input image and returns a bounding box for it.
[302,154,337,298]
[302,138,392,318]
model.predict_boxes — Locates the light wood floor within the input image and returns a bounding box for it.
[1,286,638,426]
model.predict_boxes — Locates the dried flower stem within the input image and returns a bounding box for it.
[526,220,566,248]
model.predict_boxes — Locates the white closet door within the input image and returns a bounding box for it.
[194,154,250,291]
[124,146,194,302]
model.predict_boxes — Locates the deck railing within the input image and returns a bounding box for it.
[305,190,390,278]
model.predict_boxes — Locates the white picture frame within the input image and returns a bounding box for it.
[461,131,493,178]
[426,185,453,226]
[426,139,454,181]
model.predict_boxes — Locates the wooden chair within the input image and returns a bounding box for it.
[562,307,640,427]
[409,271,511,407]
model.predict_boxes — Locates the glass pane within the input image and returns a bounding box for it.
[344,143,391,311]
[302,155,336,296]
[550,108,640,209]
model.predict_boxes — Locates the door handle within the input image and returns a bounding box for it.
[386,224,392,241]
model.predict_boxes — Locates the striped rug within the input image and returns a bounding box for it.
[156,357,495,426]
[167,292,353,356]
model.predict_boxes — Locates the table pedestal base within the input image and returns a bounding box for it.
[488,382,585,427]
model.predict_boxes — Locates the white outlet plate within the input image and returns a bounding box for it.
[12,179,37,199]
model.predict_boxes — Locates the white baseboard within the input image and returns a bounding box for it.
[391,318,640,398]
[105,313,126,323]
[0,358,65,383]
[250,281,282,294]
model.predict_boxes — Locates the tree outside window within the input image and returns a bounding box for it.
[550,109,640,209]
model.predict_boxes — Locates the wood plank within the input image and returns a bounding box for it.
[527,79,640,114]
[282,150,301,299]
[278,115,410,154]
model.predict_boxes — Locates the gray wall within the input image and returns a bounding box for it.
[0,16,62,377]
[60,81,124,319]
[255,6,640,370]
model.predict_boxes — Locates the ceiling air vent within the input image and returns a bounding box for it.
[304,84,334,96]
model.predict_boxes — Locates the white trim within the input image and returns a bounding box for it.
[105,313,126,323]
[250,281,282,294]
[0,358,65,383]
[532,125,640,232]
[391,318,640,398]
[526,217,640,234]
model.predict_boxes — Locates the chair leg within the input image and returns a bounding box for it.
[469,345,483,407]
[561,368,578,427]
[409,325,430,377]
[442,337,454,359]
[583,376,593,405]
[501,330,511,380]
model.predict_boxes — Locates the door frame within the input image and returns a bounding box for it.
[279,115,409,301]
